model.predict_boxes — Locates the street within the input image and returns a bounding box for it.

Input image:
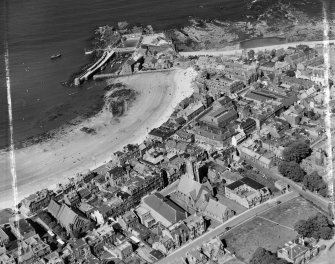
[245,159,331,213]
[157,191,298,264]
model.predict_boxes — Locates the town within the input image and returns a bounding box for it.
[1,27,335,264]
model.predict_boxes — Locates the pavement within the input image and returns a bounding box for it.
[243,159,331,213]
[157,191,298,264]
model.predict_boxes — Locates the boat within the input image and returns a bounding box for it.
[84,49,94,55]
[50,54,61,60]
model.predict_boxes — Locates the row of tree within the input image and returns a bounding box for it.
[278,141,328,197]
[294,213,334,240]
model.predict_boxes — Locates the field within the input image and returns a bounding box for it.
[223,196,322,263]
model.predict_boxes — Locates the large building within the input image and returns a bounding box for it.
[225,177,270,208]
[142,193,187,228]
[48,200,91,235]
[193,97,238,148]
[277,236,319,264]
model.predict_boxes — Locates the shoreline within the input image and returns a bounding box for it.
[0,67,197,210]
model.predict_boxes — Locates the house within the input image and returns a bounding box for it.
[48,200,91,236]
[69,238,93,263]
[203,198,235,223]
[201,237,226,261]
[113,241,133,260]
[147,128,173,142]
[275,180,289,193]
[277,236,319,264]
[117,211,139,230]
[238,146,274,169]
[0,254,16,264]
[142,193,187,228]
[20,189,53,217]
[172,130,194,143]
[183,214,206,240]
[135,206,156,228]
[152,235,175,255]
[150,249,165,262]
[177,102,204,121]
[43,251,64,264]
[9,214,36,240]
[225,177,270,209]
[24,234,51,259]
[0,228,9,245]
[186,250,208,264]
[107,166,126,186]
[64,190,81,207]
[163,222,190,248]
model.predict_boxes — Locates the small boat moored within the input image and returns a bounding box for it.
[84,49,94,55]
[50,54,61,60]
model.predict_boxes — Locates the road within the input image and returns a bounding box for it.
[179,39,335,57]
[244,159,331,213]
[157,191,298,264]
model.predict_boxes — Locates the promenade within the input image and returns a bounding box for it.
[179,39,335,57]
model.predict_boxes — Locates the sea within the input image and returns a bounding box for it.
[0,0,333,149]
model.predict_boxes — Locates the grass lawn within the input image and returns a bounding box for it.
[223,216,296,262]
[223,196,322,263]
[260,196,323,229]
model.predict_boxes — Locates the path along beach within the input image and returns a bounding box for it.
[0,67,197,209]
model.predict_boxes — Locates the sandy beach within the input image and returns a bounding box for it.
[0,67,197,210]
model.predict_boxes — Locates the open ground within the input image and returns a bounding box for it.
[223,196,323,263]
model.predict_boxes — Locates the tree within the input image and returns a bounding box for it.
[249,247,288,264]
[282,141,311,163]
[248,49,255,60]
[278,161,305,182]
[294,213,334,240]
[303,171,328,196]
[294,220,310,237]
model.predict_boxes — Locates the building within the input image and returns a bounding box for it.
[225,177,270,209]
[177,102,204,121]
[183,214,206,240]
[193,99,238,148]
[238,146,274,169]
[277,236,319,264]
[48,200,91,236]
[201,237,226,261]
[185,250,208,264]
[24,234,51,259]
[0,228,9,246]
[20,189,53,217]
[9,215,36,240]
[203,198,235,223]
[142,193,188,228]
[135,206,156,228]
[117,211,139,230]
[172,174,211,213]
[113,241,133,260]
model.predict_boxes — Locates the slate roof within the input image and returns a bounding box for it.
[48,199,61,219]
[143,193,186,225]
[226,177,265,191]
[177,175,208,203]
[204,199,228,220]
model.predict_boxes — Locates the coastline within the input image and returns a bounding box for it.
[0,67,197,210]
